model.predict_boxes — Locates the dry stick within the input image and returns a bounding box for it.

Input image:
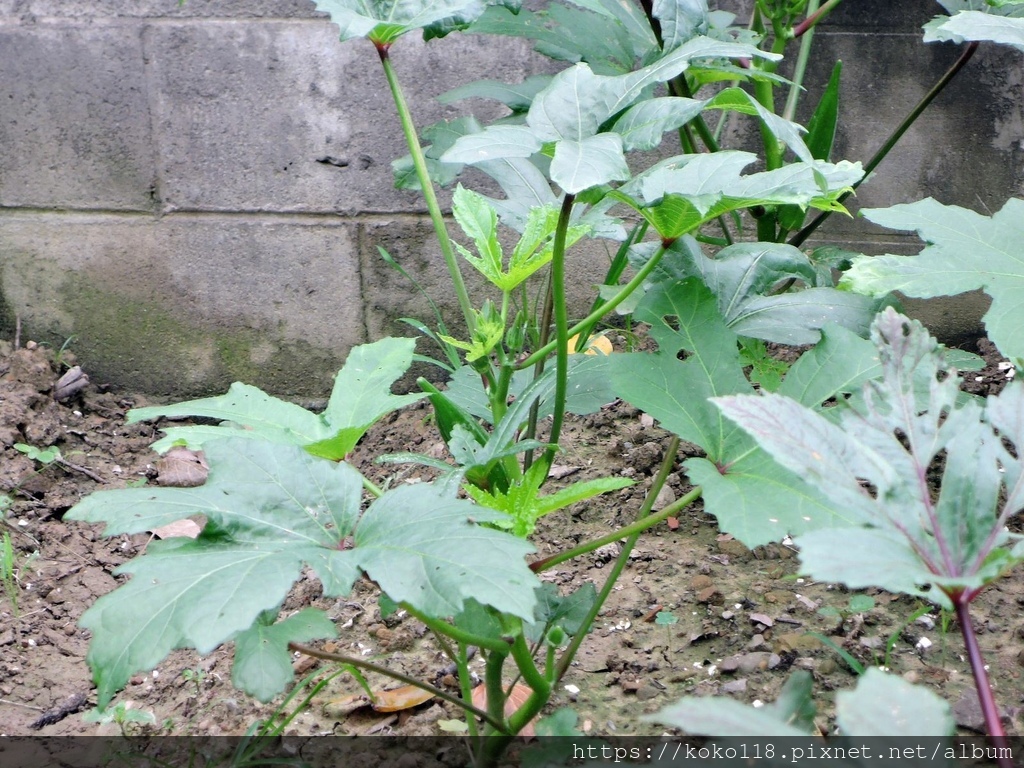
[287,641,505,732]
[55,457,106,484]
[789,41,980,250]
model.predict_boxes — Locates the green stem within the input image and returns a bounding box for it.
[532,483,699,574]
[510,632,551,698]
[287,642,503,731]
[790,40,980,248]
[457,644,479,739]
[377,46,475,333]
[782,0,820,123]
[517,241,670,370]
[753,33,790,173]
[539,193,576,471]
[401,602,512,653]
[483,649,509,735]
[360,474,384,499]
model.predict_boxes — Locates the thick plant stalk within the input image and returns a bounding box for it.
[782,0,820,122]
[517,240,670,370]
[377,47,476,333]
[790,41,979,248]
[954,598,1013,768]
[540,194,576,471]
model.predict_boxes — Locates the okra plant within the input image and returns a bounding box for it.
[65,0,1024,759]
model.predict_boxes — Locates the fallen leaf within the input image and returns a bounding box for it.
[471,682,536,737]
[155,447,209,487]
[149,519,202,540]
[548,465,580,480]
[371,685,435,712]
[323,693,371,718]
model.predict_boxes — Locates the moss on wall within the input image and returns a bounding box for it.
[57,280,343,399]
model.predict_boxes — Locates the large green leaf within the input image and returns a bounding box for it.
[610,279,751,461]
[925,9,1024,50]
[653,0,708,53]
[232,609,337,702]
[609,97,707,152]
[616,151,861,240]
[129,338,423,459]
[550,134,631,194]
[715,309,1024,606]
[68,438,539,707]
[836,668,954,737]
[842,197,1024,361]
[641,239,881,344]
[315,0,486,44]
[610,280,866,546]
[443,38,778,192]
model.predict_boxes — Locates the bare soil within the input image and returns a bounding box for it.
[1,336,1023,739]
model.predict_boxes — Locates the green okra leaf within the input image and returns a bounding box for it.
[68,438,539,708]
[842,197,1024,362]
[715,308,1024,608]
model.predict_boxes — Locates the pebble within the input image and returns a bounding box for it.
[636,682,660,701]
[719,652,781,674]
[721,679,747,694]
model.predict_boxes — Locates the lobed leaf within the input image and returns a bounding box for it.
[610,279,866,546]
[842,197,1024,361]
[69,438,539,707]
[130,338,423,459]
[232,609,337,702]
[716,308,1024,604]
[836,668,954,737]
[315,0,486,44]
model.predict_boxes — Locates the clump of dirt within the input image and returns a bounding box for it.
[1,336,1023,740]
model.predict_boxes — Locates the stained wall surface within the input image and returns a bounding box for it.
[0,0,1020,394]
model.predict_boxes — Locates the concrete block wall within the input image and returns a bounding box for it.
[0,0,1021,395]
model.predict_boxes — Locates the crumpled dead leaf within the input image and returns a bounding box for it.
[155,447,208,487]
[149,519,202,540]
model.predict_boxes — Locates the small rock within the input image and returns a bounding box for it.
[721,679,747,694]
[620,679,642,694]
[636,682,660,701]
[654,485,676,511]
[719,652,774,674]
[953,689,987,733]
[690,574,713,591]
[696,586,720,603]
[747,634,766,650]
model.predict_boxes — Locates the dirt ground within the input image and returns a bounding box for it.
[1,334,1022,739]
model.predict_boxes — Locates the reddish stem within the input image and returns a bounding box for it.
[954,595,1013,768]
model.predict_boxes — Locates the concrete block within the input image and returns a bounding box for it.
[0,0,326,19]
[0,212,364,396]
[0,24,157,211]
[146,21,554,214]
[784,34,1024,239]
